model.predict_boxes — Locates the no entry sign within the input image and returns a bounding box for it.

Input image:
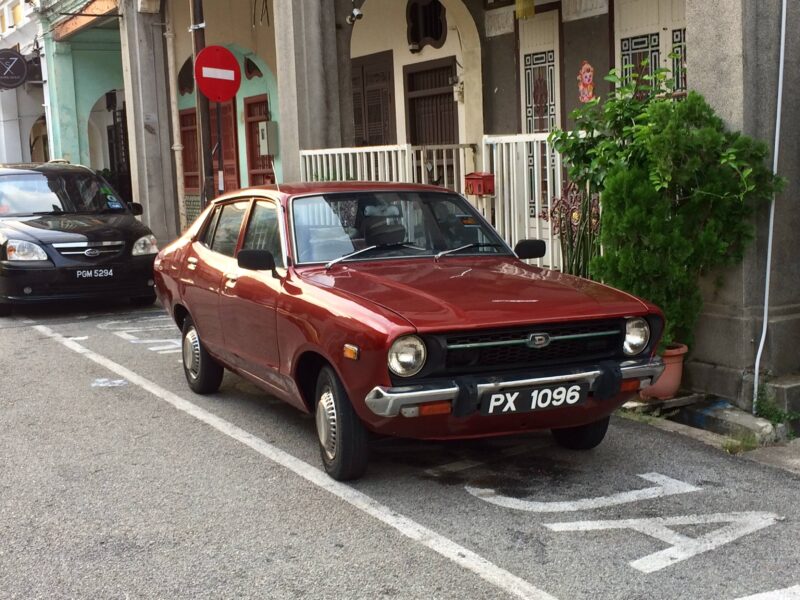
[194,46,241,103]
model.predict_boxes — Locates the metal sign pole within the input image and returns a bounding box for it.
[190,0,214,209]
[216,101,224,195]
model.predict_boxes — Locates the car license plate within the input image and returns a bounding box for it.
[75,268,114,279]
[481,383,588,415]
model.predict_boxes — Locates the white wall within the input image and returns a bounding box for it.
[351,0,483,146]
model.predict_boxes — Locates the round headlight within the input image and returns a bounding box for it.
[624,317,651,356]
[388,335,427,377]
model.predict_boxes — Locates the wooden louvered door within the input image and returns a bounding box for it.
[404,57,458,145]
[352,51,396,147]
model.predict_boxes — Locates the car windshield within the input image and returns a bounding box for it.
[0,172,128,217]
[292,191,510,264]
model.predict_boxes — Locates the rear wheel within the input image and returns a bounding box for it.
[551,416,610,450]
[315,366,369,481]
[181,316,224,394]
[0,303,11,317]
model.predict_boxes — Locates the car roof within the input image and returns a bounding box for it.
[210,181,456,206]
[0,163,96,176]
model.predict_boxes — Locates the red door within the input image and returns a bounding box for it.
[244,95,275,185]
[219,199,284,392]
[183,200,249,357]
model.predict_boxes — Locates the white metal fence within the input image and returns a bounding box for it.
[300,144,475,195]
[481,133,563,270]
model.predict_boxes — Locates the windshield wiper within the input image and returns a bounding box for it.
[32,209,66,215]
[434,243,505,261]
[324,242,424,270]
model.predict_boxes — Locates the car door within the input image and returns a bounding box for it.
[220,198,285,390]
[182,199,249,358]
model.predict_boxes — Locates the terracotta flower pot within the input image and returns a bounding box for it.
[639,343,689,400]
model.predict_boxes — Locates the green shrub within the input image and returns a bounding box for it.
[552,66,782,348]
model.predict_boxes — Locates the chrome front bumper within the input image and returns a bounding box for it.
[364,357,666,417]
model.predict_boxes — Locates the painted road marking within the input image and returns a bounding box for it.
[735,585,800,599]
[34,324,559,600]
[109,320,182,355]
[91,378,127,388]
[546,512,779,573]
[467,473,699,513]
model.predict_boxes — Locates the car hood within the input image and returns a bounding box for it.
[302,257,649,331]
[0,213,152,244]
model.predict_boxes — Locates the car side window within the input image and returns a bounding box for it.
[242,201,285,268]
[209,200,249,257]
[199,206,222,247]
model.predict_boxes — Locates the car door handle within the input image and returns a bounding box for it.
[187,257,198,270]
[224,273,238,286]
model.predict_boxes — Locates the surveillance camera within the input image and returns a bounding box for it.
[346,7,363,25]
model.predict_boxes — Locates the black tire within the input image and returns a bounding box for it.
[551,416,610,450]
[315,366,369,481]
[130,294,157,307]
[0,303,11,317]
[181,316,224,394]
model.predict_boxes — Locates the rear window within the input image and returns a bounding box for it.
[0,172,127,217]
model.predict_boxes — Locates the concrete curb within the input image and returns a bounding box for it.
[670,399,787,444]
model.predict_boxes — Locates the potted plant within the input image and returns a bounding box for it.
[551,64,782,398]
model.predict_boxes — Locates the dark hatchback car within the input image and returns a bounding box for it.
[0,163,159,316]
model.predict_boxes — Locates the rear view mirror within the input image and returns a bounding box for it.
[514,239,546,260]
[238,249,277,273]
[128,202,144,216]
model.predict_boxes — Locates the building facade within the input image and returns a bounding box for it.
[2,0,798,412]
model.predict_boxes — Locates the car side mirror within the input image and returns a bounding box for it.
[238,249,278,277]
[128,202,144,216]
[514,239,546,260]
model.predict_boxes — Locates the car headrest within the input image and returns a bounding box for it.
[364,220,406,246]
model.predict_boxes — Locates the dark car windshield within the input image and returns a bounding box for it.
[291,191,510,264]
[0,172,128,217]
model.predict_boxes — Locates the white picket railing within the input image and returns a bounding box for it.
[481,133,563,270]
[299,144,475,195]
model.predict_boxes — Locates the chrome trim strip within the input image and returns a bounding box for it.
[59,249,118,255]
[363,356,665,417]
[52,241,125,248]
[447,329,620,350]
[365,384,460,418]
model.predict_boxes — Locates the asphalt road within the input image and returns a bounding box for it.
[1,301,799,600]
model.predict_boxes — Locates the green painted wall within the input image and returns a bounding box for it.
[177,45,281,184]
[44,28,124,166]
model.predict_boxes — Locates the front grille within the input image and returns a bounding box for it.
[439,319,625,375]
[52,241,126,260]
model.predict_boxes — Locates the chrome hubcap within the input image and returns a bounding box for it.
[316,386,338,461]
[183,327,201,380]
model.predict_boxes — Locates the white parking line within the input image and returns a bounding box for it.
[33,324,559,600]
[735,585,800,599]
[466,473,700,513]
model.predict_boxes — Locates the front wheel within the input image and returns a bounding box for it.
[315,366,369,481]
[130,294,157,307]
[181,316,224,394]
[0,303,11,317]
[551,416,610,450]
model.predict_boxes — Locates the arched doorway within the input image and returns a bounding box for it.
[29,116,49,163]
[87,89,132,203]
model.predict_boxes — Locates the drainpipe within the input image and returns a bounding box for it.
[752,0,788,414]
[163,3,187,231]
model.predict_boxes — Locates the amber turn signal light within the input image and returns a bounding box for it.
[343,344,360,360]
[620,379,640,393]
[418,401,452,416]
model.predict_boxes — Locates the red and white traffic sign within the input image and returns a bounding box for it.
[194,46,241,103]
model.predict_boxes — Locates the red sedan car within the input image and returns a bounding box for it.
[154,183,665,480]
